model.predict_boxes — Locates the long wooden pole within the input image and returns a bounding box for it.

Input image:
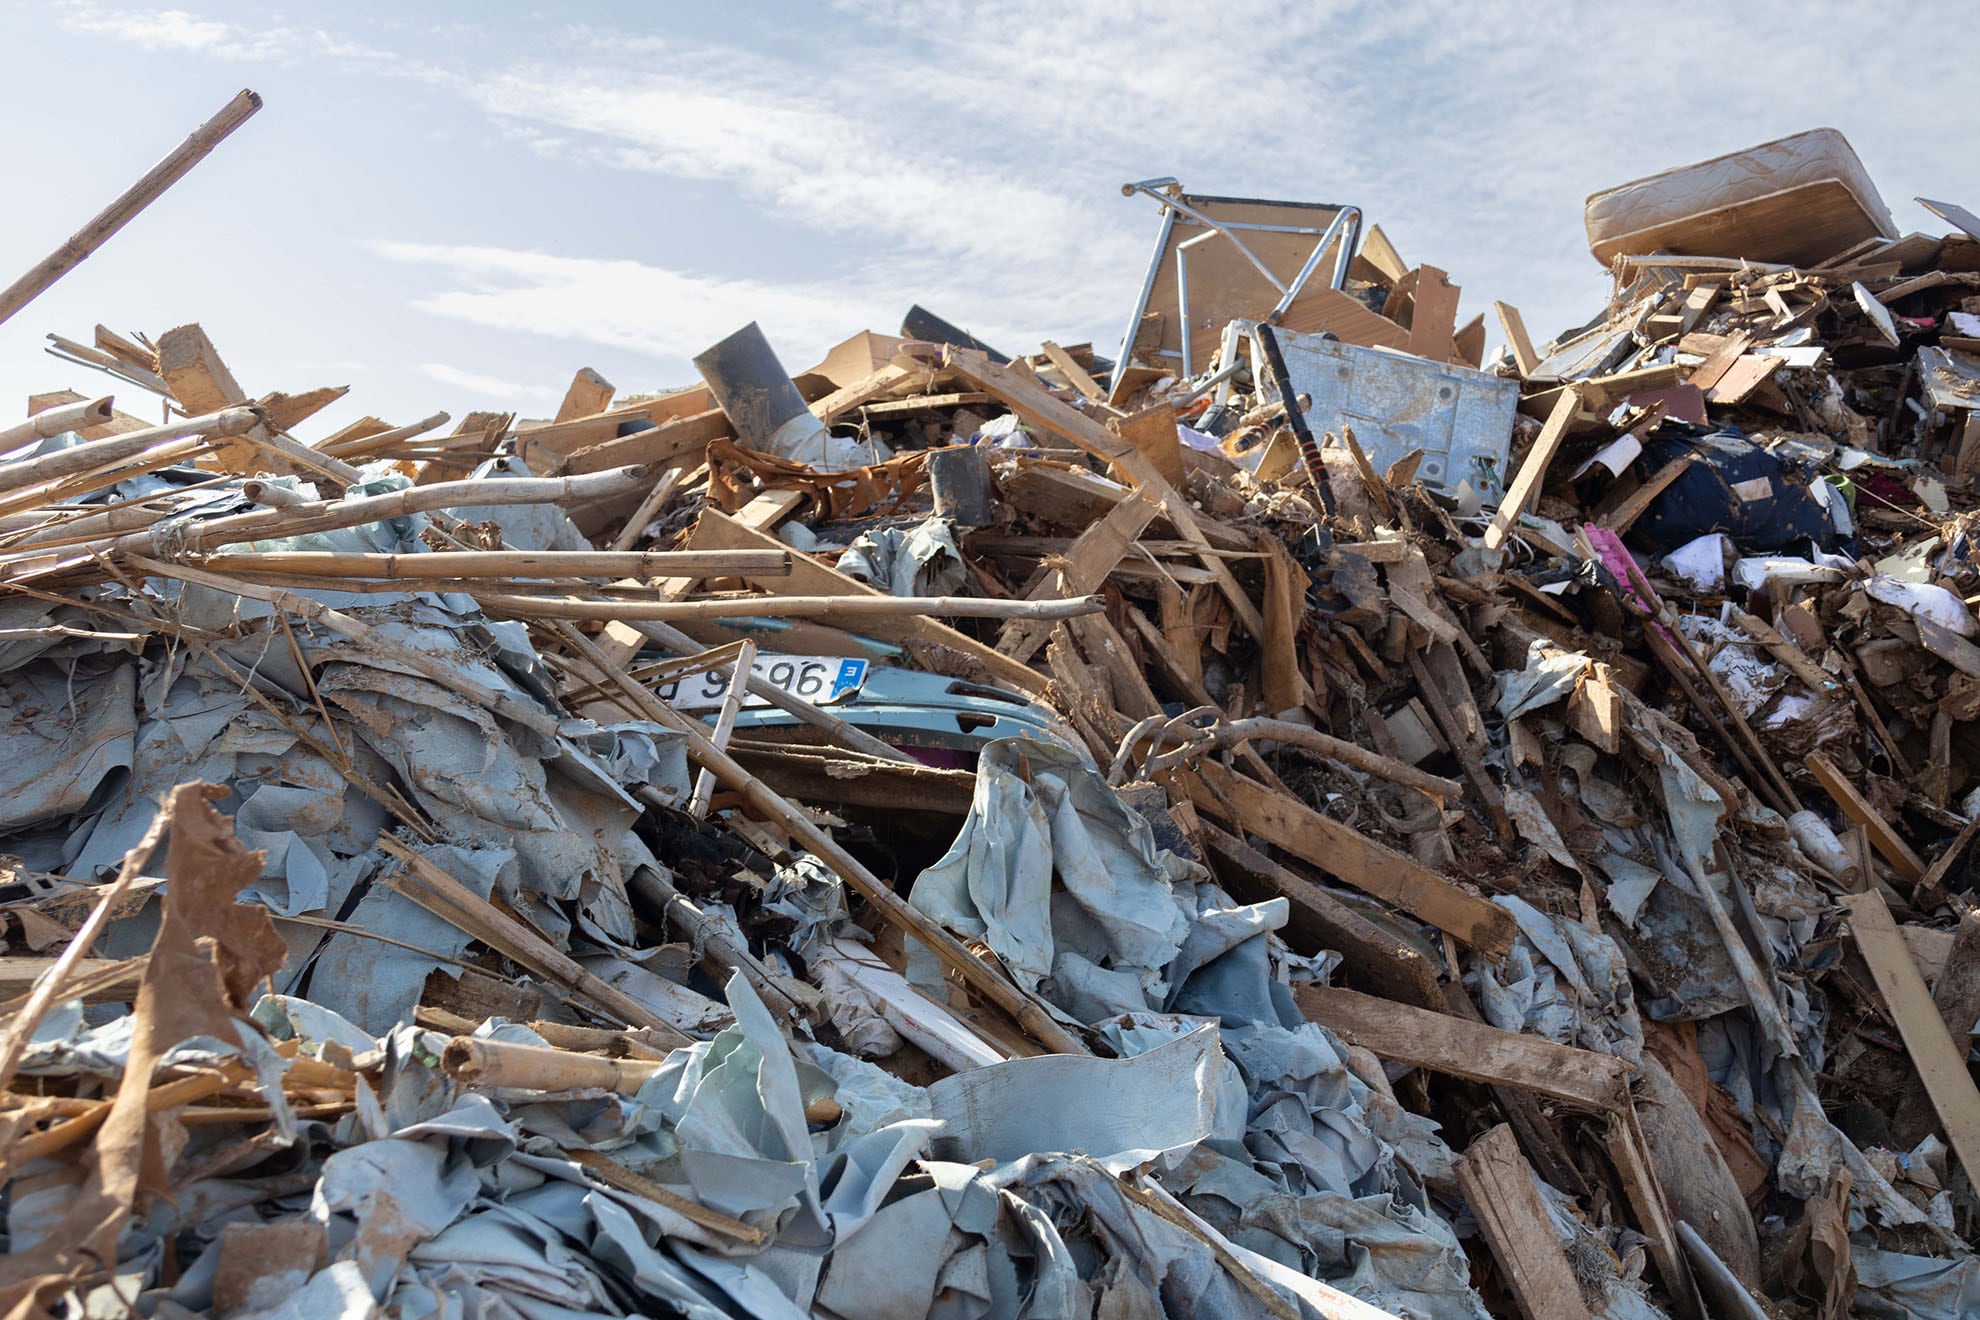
[182,549,793,580]
[0,406,260,496]
[0,90,264,328]
[0,397,114,451]
[1,463,650,565]
[473,591,1106,622]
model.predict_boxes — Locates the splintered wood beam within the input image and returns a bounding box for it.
[555,367,615,422]
[997,488,1160,663]
[156,323,248,416]
[1040,341,1110,405]
[1456,1125,1594,1320]
[1185,760,1516,956]
[1846,891,1980,1188]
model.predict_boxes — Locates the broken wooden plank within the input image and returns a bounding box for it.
[1040,340,1109,404]
[811,362,917,425]
[1109,402,1185,488]
[1494,301,1540,377]
[859,391,990,416]
[997,489,1160,663]
[1406,265,1460,362]
[1187,760,1516,956]
[1295,985,1629,1110]
[1807,752,1926,881]
[1205,828,1443,1009]
[1484,386,1582,551]
[1456,1124,1595,1320]
[1895,909,1980,1146]
[1845,890,1980,1189]
[947,348,1267,639]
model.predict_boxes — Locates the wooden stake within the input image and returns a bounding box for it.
[689,639,754,817]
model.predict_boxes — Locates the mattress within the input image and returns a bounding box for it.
[1585,128,1897,268]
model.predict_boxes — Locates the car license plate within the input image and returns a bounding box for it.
[658,655,868,713]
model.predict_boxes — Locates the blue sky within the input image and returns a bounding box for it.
[3,1,1977,437]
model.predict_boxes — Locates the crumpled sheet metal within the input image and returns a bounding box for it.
[907,736,1199,1019]
[906,738,1481,1318]
[837,514,967,598]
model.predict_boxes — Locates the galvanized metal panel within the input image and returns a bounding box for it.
[1272,331,1520,495]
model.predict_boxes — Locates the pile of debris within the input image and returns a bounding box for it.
[11,109,1980,1319]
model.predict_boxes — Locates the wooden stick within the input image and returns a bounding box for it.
[565,1147,766,1245]
[319,411,451,459]
[380,839,693,1045]
[0,396,114,450]
[474,591,1105,622]
[0,406,260,497]
[440,1035,663,1094]
[1125,715,1462,802]
[608,464,689,553]
[1807,752,1925,881]
[6,463,650,566]
[0,89,262,328]
[129,555,564,739]
[546,619,1090,1056]
[689,640,754,817]
[183,549,793,580]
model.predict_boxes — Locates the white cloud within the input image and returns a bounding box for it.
[59,6,238,51]
[55,1,1980,372]
[418,360,558,402]
[378,242,906,369]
